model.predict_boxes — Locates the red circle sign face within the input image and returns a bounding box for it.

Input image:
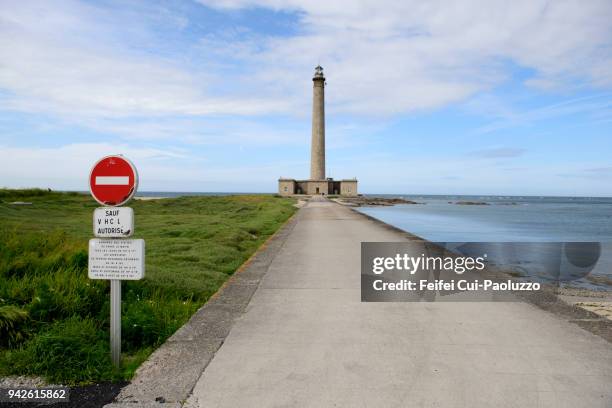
[89,155,138,206]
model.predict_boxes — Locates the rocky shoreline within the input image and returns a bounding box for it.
[333,196,421,207]
[334,197,521,207]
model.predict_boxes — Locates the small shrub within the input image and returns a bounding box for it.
[122,302,161,351]
[0,305,29,347]
[28,282,60,322]
[5,259,29,279]
[122,298,197,352]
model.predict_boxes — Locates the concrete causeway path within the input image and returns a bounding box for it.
[185,197,612,408]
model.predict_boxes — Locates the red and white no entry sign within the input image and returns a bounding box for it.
[89,155,138,206]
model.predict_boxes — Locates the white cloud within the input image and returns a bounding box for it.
[468,93,612,134]
[0,0,288,121]
[1,0,610,123]
[199,0,612,115]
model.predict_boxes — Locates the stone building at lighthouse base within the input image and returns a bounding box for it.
[278,178,358,196]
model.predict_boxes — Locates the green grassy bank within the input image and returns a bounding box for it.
[0,189,296,384]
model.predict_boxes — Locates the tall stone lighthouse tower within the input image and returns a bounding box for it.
[277,65,358,196]
[310,65,326,180]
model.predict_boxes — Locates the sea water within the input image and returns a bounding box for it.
[357,195,612,290]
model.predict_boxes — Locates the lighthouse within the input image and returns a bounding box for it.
[310,65,325,180]
[278,66,358,196]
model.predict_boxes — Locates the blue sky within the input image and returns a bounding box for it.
[0,0,611,195]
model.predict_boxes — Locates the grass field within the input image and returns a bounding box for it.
[0,189,296,384]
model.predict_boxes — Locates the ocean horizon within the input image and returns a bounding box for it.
[53,190,612,200]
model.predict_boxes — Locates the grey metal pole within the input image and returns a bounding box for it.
[110,279,121,367]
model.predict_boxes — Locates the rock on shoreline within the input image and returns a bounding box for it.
[334,196,421,207]
[452,201,490,205]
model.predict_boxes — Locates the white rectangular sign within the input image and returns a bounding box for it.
[88,239,145,280]
[95,176,130,185]
[94,207,134,237]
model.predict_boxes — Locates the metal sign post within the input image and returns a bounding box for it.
[110,280,121,367]
[88,155,144,368]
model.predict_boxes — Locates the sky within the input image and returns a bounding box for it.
[0,0,611,196]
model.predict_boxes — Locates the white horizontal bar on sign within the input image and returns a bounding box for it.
[96,176,129,185]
